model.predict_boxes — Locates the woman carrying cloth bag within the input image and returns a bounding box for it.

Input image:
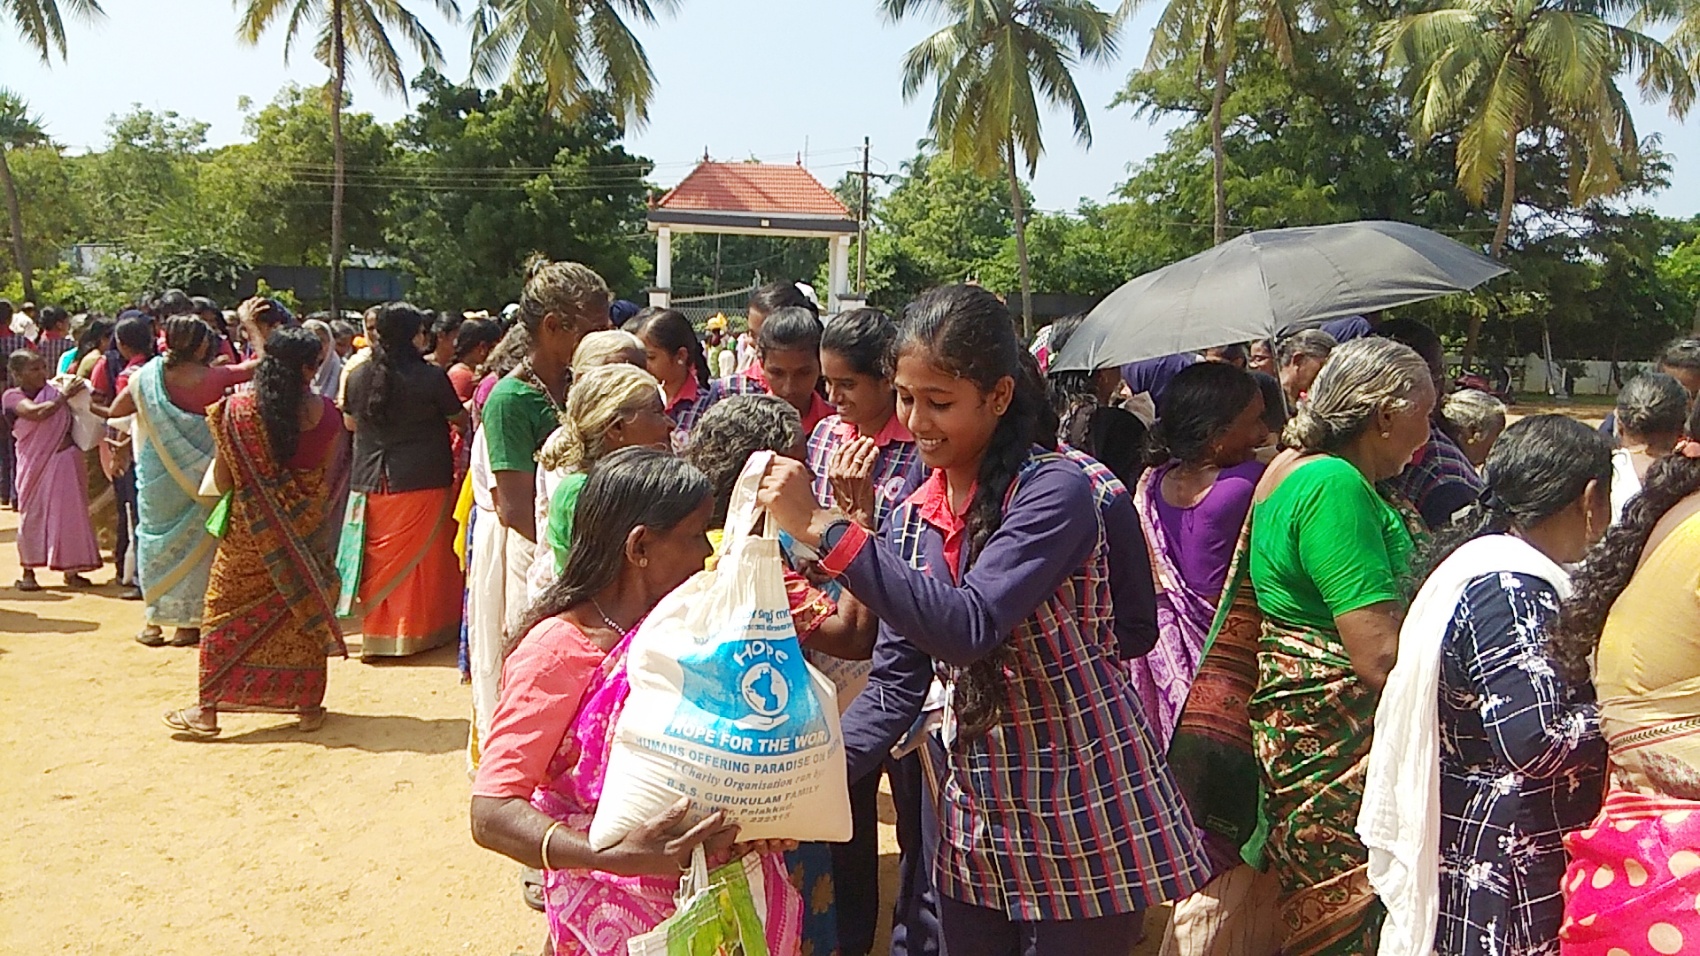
[470,447,802,956]
[756,285,1208,953]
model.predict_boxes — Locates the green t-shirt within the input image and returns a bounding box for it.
[547,471,589,577]
[1249,456,1413,633]
[482,376,558,473]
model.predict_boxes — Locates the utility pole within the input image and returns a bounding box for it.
[857,136,870,294]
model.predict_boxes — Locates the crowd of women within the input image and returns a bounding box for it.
[5,266,1699,956]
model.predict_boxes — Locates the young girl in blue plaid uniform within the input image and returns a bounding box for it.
[759,284,1209,954]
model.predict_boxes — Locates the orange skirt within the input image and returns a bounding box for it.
[358,486,464,658]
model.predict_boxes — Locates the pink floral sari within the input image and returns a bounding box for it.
[1129,467,1220,750]
[530,632,804,955]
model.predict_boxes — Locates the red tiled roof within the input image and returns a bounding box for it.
[655,162,852,219]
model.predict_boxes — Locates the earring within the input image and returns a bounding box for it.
[1381,431,1391,439]
[640,558,649,568]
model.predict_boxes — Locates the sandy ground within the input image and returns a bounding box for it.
[0,508,562,955]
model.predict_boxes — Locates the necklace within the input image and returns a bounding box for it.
[590,598,627,635]
[519,359,564,412]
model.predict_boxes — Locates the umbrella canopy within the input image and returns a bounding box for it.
[1050,220,1508,372]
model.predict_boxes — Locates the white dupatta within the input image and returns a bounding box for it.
[1358,533,1572,956]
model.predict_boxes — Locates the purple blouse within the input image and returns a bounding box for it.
[1149,459,1263,599]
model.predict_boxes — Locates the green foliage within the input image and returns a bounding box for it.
[383,69,653,308]
[73,106,211,243]
[861,151,1014,306]
[201,86,397,264]
[235,0,457,95]
[0,261,84,307]
[253,278,304,314]
[0,145,84,280]
[1378,0,1693,253]
[668,234,828,300]
[4,0,105,63]
[468,0,677,128]
[146,244,254,300]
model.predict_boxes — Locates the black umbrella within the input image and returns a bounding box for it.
[1049,221,1508,372]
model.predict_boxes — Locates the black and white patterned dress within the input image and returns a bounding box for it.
[1436,572,1606,956]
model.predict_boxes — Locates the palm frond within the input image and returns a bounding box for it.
[5,0,104,62]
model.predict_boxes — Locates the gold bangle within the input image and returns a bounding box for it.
[540,820,564,872]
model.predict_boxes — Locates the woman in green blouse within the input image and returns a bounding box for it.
[1247,337,1435,956]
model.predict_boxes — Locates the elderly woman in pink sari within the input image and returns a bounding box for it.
[4,350,101,591]
[470,447,803,956]
[1131,361,1269,748]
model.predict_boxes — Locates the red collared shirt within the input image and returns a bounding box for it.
[799,391,836,438]
[910,467,972,582]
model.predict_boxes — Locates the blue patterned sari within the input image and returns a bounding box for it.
[132,358,219,628]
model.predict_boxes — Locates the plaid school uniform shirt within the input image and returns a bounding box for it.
[805,413,923,530]
[665,375,724,452]
[1380,421,1485,529]
[820,448,1210,921]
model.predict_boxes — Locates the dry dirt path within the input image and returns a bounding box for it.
[1,505,552,955]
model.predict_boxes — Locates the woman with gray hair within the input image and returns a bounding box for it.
[1609,371,1689,521]
[1173,336,1434,956]
[1275,328,1337,410]
[1438,389,1506,469]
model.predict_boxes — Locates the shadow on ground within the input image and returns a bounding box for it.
[173,714,470,755]
[1,607,100,634]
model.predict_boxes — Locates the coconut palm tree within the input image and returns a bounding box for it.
[886,0,1119,335]
[468,0,678,127]
[1378,0,1692,362]
[1130,0,1313,244]
[0,89,46,303]
[236,0,459,318]
[6,0,105,63]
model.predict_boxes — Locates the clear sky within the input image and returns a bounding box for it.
[2,0,1694,220]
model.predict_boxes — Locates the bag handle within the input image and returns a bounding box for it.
[717,450,776,559]
[673,844,710,906]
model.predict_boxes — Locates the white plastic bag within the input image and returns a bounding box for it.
[589,451,852,849]
[51,375,103,452]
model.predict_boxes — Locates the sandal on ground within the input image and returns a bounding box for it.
[14,578,40,592]
[136,627,167,647]
[297,708,327,732]
[168,629,200,647]
[64,573,93,588]
[119,586,143,601]
[162,708,220,738]
[521,868,546,912]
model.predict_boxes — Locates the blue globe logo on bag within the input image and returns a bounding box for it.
[666,607,830,749]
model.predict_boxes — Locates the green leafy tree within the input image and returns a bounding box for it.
[3,141,89,291]
[884,0,1118,334]
[5,0,103,63]
[1377,0,1694,364]
[1123,0,1324,245]
[468,0,677,127]
[75,106,211,243]
[860,150,1014,306]
[235,0,459,317]
[0,89,46,301]
[200,87,396,268]
[384,70,653,308]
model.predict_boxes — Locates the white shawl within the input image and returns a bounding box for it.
[1358,533,1572,956]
